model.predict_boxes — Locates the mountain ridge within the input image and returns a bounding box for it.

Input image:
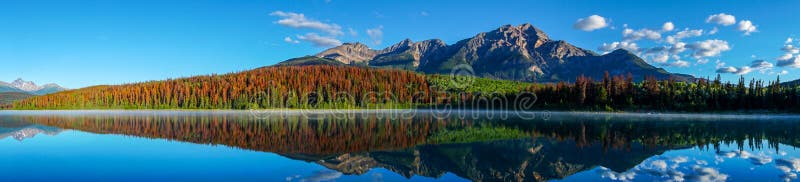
[0,78,66,95]
[285,23,694,82]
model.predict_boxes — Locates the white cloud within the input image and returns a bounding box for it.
[348,28,358,36]
[750,60,774,70]
[706,13,737,26]
[284,37,300,44]
[599,41,639,53]
[596,167,636,181]
[664,60,690,67]
[782,45,800,54]
[623,28,661,42]
[298,170,342,182]
[672,156,689,164]
[716,60,727,68]
[749,154,773,165]
[297,33,342,47]
[737,20,757,35]
[573,15,608,31]
[734,68,752,76]
[778,56,800,68]
[778,54,794,61]
[779,70,790,75]
[666,28,703,44]
[716,66,752,75]
[686,166,728,182]
[715,60,771,75]
[709,27,719,35]
[670,42,687,54]
[366,25,384,45]
[662,22,675,32]
[652,54,670,63]
[697,58,710,64]
[270,11,344,36]
[777,158,800,182]
[687,39,731,58]
[717,66,738,73]
[777,37,800,68]
[674,28,704,39]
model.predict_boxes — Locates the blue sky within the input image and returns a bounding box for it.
[2,0,799,88]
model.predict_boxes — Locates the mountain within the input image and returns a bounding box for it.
[315,43,376,65]
[11,78,42,92]
[295,23,694,82]
[0,78,66,95]
[0,82,26,93]
[782,79,800,87]
[31,84,67,95]
[275,56,345,66]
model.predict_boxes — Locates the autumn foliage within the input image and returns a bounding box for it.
[12,65,430,109]
[9,65,800,112]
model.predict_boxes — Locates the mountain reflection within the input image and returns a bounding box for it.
[4,111,800,181]
[0,118,62,141]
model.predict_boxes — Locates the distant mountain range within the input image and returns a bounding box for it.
[0,78,66,95]
[782,79,800,87]
[279,23,694,82]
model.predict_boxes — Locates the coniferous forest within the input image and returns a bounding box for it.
[7,65,800,112]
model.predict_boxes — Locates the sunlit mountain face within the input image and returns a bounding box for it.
[2,111,799,181]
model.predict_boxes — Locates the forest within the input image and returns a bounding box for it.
[6,65,800,112]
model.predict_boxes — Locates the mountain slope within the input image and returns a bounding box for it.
[0,84,27,93]
[314,43,376,65]
[303,23,694,82]
[782,79,800,87]
[0,92,34,105]
[275,56,346,66]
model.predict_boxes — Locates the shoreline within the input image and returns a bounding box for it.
[2,109,800,119]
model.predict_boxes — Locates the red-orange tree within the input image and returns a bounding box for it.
[13,65,431,109]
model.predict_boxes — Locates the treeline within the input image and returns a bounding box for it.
[7,65,800,112]
[531,72,800,112]
[11,66,430,110]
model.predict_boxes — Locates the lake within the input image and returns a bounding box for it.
[1,110,799,182]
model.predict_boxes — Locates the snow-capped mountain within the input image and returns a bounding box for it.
[0,78,66,95]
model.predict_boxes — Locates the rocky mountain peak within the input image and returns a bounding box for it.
[11,78,41,92]
[415,39,447,53]
[315,43,377,64]
[287,23,694,82]
[379,38,415,54]
[518,23,550,41]
[2,78,67,95]
[538,40,595,60]
[398,38,413,45]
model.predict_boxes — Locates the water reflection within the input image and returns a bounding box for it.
[0,119,62,141]
[1,111,799,181]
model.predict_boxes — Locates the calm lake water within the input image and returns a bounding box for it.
[1,110,800,182]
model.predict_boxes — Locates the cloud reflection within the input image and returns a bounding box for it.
[286,170,343,182]
[596,155,736,182]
